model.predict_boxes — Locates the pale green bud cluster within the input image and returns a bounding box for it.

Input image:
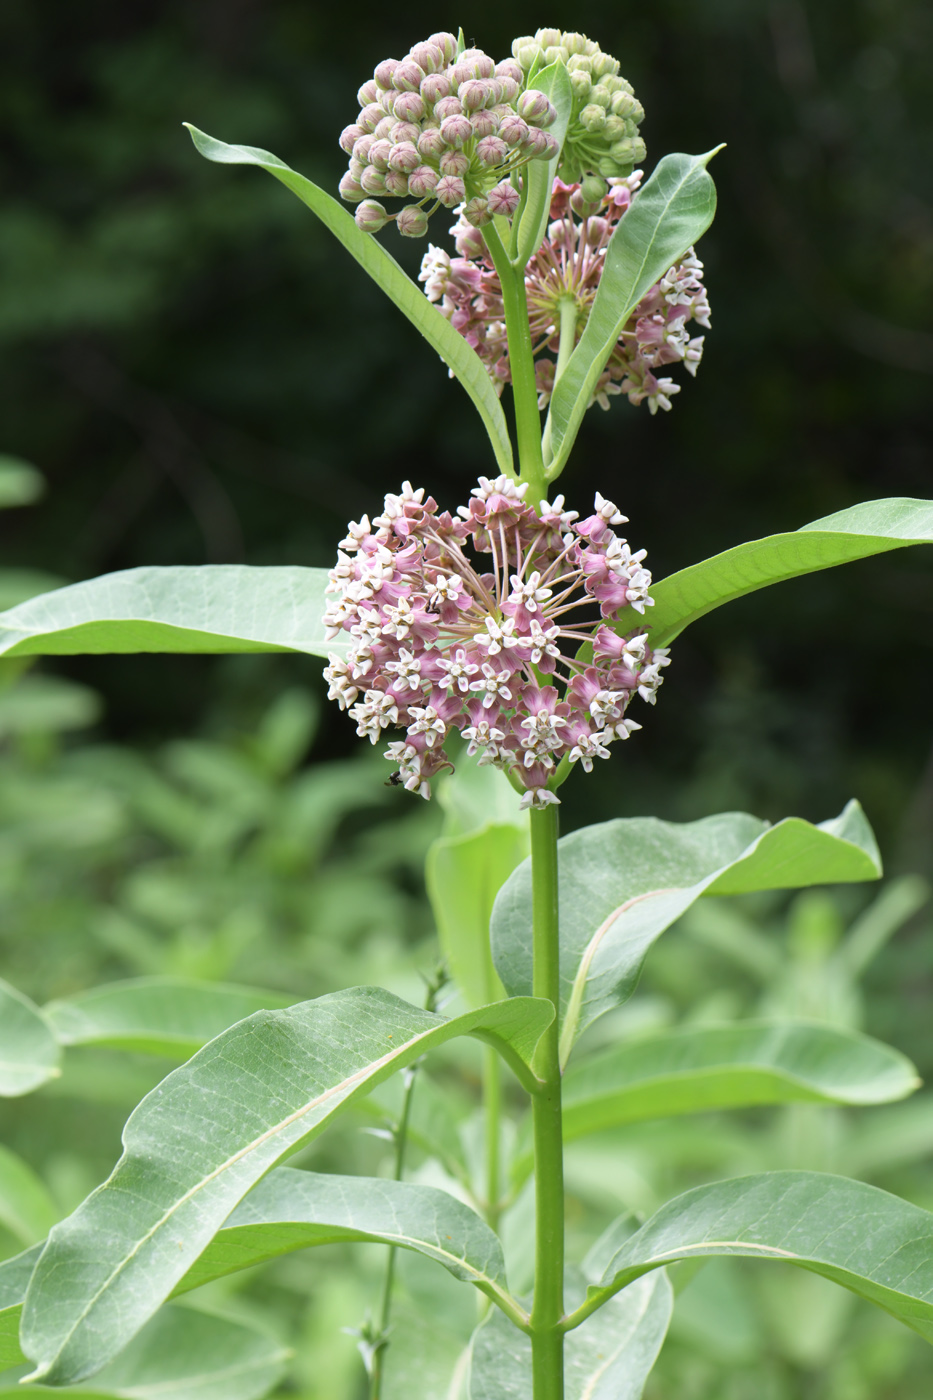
[511,28,646,183]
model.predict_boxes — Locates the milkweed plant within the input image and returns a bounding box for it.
[1,24,933,1400]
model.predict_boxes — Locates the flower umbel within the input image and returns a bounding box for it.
[339,31,561,237]
[323,480,669,808]
[420,175,711,416]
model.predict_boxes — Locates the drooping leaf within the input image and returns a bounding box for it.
[469,1271,671,1399]
[0,1146,58,1246]
[511,1021,919,1183]
[581,1171,933,1343]
[632,497,933,648]
[0,456,44,510]
[1,1305,290,1400]
[0,1246,40,1370]
[175,1166,510,1307]
[0,566,335,660]
[513,62,574,267]
[491,803,880,1062]
[184,126,514,477]
[543,151,719,477]
[43,977,293,1059]
[0,980,61,1097]
[21,987,550,1385]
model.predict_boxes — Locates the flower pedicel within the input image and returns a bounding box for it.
[323,479,669,809]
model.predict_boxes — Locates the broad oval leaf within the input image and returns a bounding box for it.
[0,1146,58,1246]
[633,497,933,648]
[513,62,574,267]
[491,802,880,1062]
[469,1271,671,1399]
[1,1305,290,1400]
[543,150,719,477]
[44,977,293,1059]
[185,125,514,478]
[584,1171,933,1343]
[0,1246,41,1370]
[0,566,334,660]
[21,987,551,1385]
[176,1166,509,1304]
[0,980,61,1097]
[511,1020,919,1184]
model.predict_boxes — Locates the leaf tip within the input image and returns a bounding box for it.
[700,143,727,166]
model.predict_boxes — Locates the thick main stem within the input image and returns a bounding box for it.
[481,221,547,502]
[529,803,565,1400]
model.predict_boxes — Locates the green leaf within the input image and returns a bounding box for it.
[0,980,61,1097]
[469,1271,671,1399]
[184,125,514,478]
[491,803,881,1063]
[43,977,293,1059]
[636,497,933,648]
[0,1146,58,1246]
[427,825,528,1008]
[510,1021,919,1184]
[0,675,101,737]
[21,987,551,1385]
[0,456,44,510]
[583,1171,933,1344]
[0,566,335,659]
[0,1246,41,1370]
[175,1166,509,1304]
[513,62,574,267]
[543,151,719,477]
[1,1306,291,1400]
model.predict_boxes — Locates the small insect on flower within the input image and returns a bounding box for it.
[323,478,670,809]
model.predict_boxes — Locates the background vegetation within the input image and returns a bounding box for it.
[1,1,931,1396]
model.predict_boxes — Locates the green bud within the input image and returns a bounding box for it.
[610,137,637,163]
[580,103,607,133]
[563,32,590,55]
[569,70,593,102]
[566,53,593,74]
[544,44,569,65]
[604,115,627,141]
[591,52,620,78]
[463,195,492,227]
[610,90,636,118]
[535,27,562,47]
[590,83,611,109]
[580,174,607,204]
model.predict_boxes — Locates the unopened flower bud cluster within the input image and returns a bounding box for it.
[339,31,561,238]
[420,175,711,416]
[511,28,646,182]
[323,478,669,809]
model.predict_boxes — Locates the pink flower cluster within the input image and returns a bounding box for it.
[338,31,559,238]
[323,478,670,808]
[419,174,710,416]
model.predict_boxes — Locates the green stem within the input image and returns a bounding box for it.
[482,221,546,502]
[529,803,565,1400]
[369,1063,417,1400]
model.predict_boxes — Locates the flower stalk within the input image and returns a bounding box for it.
[529,802,565,1398]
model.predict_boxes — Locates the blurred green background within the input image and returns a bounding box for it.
[1,1,932,1396]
